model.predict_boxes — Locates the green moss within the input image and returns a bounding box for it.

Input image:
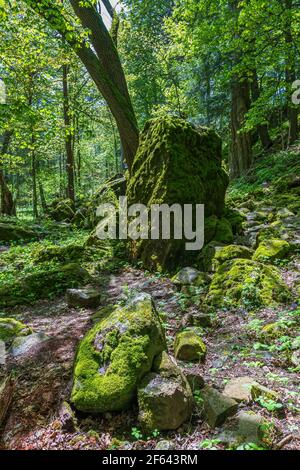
[201,243,252,272]
[0,318,32,342]
[126,116,229,270]
[214,218,234,244]
[32,243,85,263]
[0,263,91,307]
[71,294,166,413]
[253,239,290,263]
[174,330,207,362]
[0,222,37,243]
[207,259,291,308]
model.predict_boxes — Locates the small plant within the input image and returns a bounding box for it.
[194,389,204,407]
[199,439,221,450]
[256,397,283,413]
[131,427,143,441]
[235,442,265,451]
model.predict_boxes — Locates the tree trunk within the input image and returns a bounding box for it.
[0,131,16,216]
[24,0,139,171]
[230,78,253,179]
[250,70,273,149]
[285,0,298,144]
[31,137,38,219]
[63,64,75,203]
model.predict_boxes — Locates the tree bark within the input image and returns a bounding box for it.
[230,78,253,179]
[31,135,38,219]
[250,70,273,149]
[0,131,16,216]
[284,0,298,144]
[63,64,75,203]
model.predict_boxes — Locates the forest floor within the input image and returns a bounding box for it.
[0,148,300,451]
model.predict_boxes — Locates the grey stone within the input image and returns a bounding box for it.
[223,376,255,403]
[10,332,50,358]
[200,386,238,428]
[66,288,102,309]
[155,440,176,450]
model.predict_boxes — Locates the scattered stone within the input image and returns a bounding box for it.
[291,350,300,367]
[218,411,278,448]
[66,288,102,309]
[174,330,207,362]
[10,332,50,359]
[0,340,6,367]
[0,318,32,343]
[207,259,291,308]
[193,313,212,328]
[71,293,166,413]
[223,376,254,403]
[200,386,238,428]
[155,440,176,450]
[59,401,78,433]
[253,239,290,263]
[172,268,210,287]
[250,383,278,401]
[182,369,205,391]
[138,372,193,431]
[0,375,14,426]
[291,337,300,350]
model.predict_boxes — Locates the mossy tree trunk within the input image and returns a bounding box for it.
[0,130,16,216]
[250,70,273,150]
[284,0,298,145]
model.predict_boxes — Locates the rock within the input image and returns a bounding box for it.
[182,369,205,391]
[0,318,32,343]
[172,268,210,287]
[71,293,166,413]
[33,243,85,263]
[201,243,253,272]
[250,383,278,401]
[253,239,290,263]
[0,375,14,426]
[218,411,278,448]
[10,332,50,359]
[277,208,295,219]
[48,198,75,222]
[291,350,300,367]
[291,337,300,350]
[224,208,245,235]
[0,222,36,243]
[214,218,234,244]
[66,288,102,309]
[200,386,238,428]
[138,372,193,431]
[59,401,78,433]
[193,313,213,328]
[174,330,207,362]
[126,116,229,270]
[155,440,176,450]
[0,340,6,367]
[223,376,255,403]
[0,263,91,308]
[207,259,291,308]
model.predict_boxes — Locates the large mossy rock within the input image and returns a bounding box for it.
[174,330,207,362]
[126,116,229,270]
[0,222,36,244]
[0,318,32,343]
[207,259,291,308]
[253,239,290,263]
[71,293,166,413]
[0,263,91,307]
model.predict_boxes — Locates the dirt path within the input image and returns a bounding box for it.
[1,262,299,450]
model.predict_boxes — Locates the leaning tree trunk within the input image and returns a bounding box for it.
[24,0,139,171]
[63,64,75,203]
[230,78,253,179]
[0,130,16,216]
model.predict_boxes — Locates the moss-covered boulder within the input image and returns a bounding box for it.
[214,218,234,244]
[201,243,253,272]
[71,293,166,413]
[174,330,207,362]
[253,239,290,263]
[0,263,91,307]
[48,199,75,222]
[32,243,85,263]
[126,116,229,270]
[0,222,36,243]
[207,259,291,308]
[0,318,32,343]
